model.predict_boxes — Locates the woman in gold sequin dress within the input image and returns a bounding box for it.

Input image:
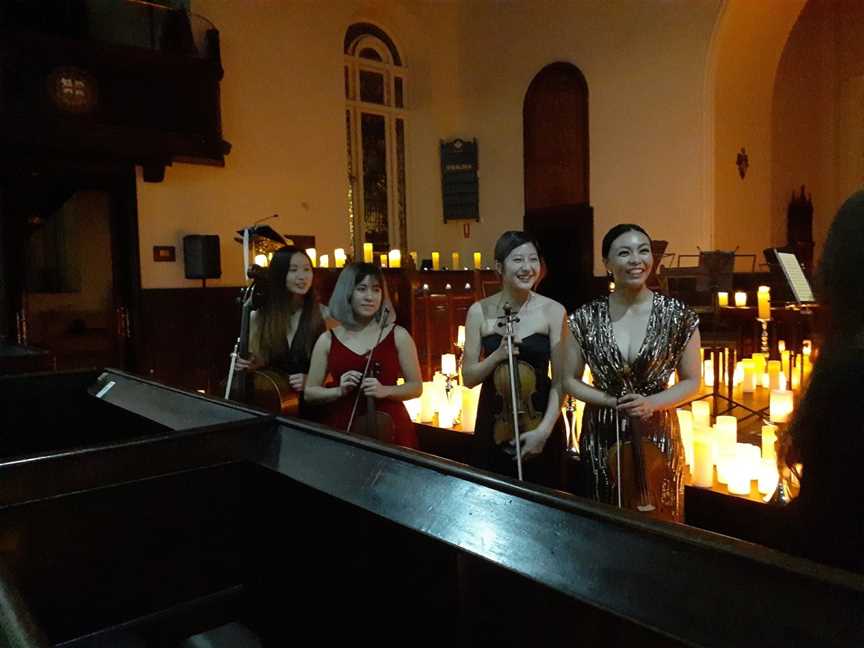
[563,224,701,520]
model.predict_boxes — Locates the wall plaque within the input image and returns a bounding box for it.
[440,138,479,222]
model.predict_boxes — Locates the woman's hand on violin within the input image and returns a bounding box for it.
[491,335,520,364]
[361,377,392,399]
[288,373,306,392]
[511,427,549,459]
[616,393,657,420]
[339,370,363,395]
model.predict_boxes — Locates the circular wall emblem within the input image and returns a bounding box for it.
[47,67,98,114]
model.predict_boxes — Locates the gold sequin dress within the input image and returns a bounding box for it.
[568,292,699,520]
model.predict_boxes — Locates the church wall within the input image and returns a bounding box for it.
[138,0,723,287]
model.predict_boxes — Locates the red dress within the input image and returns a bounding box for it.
[319,327,418,449]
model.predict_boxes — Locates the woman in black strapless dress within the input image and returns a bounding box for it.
[462,231,568,489]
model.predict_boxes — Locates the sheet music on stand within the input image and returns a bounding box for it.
[774,250,815,306]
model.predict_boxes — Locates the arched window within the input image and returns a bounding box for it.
[344,23,408,258]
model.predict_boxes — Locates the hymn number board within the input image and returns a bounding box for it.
[440,138,479,222]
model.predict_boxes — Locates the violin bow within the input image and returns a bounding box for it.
[346,306,391,434]
[500,303,524,481]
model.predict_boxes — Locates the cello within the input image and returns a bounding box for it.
[607,364,675,521]
[223,271,300,416]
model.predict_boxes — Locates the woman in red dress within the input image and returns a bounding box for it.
[305,263,422,448]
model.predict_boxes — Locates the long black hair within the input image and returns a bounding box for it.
[258,246,324,365]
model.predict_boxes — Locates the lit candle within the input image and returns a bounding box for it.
[419,382,436,422]
[461,385,481,432]
[334,248,346,268]
[691,400,711,429]
[432,251,440,270]
[254,253,269,267]
[734,291,747,307]
[451,252,460,269]
[676,409,694,468]
[802,340,812,357]
[457,325,466,349]
[791,366,801,390]
[404,396,422,422]
[741,358,756,393]
[757,285,771,320]
[441,353,457,377]
[305,247,317,267]
[727,454,752,496]
[758,459,779,495]
[717,291,729,307]
[703,358,714,387]
[388,249,401,268]
[778,339,786,353]
[781,349,791,376]
[732,361,743,387]
[715,415,738,457]
[769,389,794,423]
[473,252,482,269]
[751,353,766,382]
[767,360,781,390]
[716,441,737,485]
[409,250,418,268]
[363,242,374,263]
[379,253,388,268]
[319,254,330,268]
[761,424,778,461]
[692,431,714,488]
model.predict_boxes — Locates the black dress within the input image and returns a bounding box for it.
[470,333,565,489]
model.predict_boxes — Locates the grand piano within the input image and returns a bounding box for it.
[0,370,861,647]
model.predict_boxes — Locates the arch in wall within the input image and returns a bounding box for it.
[706,0,806,258]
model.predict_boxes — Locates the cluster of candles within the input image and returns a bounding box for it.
[261,244,488,271]
[679,403,782,496]
[700,340,812,405]
[717,285,772,320]
[403,326,483,430]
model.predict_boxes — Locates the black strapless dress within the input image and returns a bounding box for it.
[470,333,565,489]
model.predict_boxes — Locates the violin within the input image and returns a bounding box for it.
[349,360,395,443]
[491,302,542,480]
[223,272,300,416]
[607,365,674,521]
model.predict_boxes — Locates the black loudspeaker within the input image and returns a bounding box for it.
[183,235,221,280]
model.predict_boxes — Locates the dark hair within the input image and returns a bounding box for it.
[815,190,864,344]
[328,262,393,326]
[259,246,324,365]
[601,224,652,259]
[494,231,541,264]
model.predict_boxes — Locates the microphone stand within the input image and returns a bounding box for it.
[346,306,390,434]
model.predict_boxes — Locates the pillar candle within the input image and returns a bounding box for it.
[703,358,714,387]
[770,389,794,423]
[457,325,466,349]
[473,252,482,269]
[305,247,317,267]
[419,382,436,422]
[691,400,711,429]
[334,248,346,268]
[692,432,714,488]
[441,353,457,377]
[781,349,791,376]
[757,459,779,495]
[319,254,329,268]
[761,424,778,461]
[734,291,747,307]
[741,358,756,393]
[751,353,766,381]
[363,242,374,263]
[451,252,460,269]
[717,291,729,307]
[432,252,440,270]
[388,249,401,268]
[380,253,388,268]
[757,285,771,320]
[715,415,738,457]
[767,360,781,390]
[676,409,694,467]
[461,385,481,432]
[778,339,786,353]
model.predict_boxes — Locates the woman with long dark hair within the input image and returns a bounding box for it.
[786,191,864,572]
[305,262,422,448]
[235,246,328,414]
[461,231,568,488]
[563,224,701,520]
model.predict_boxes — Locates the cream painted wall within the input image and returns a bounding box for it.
[138,0,724,287]
[712,0,805,259]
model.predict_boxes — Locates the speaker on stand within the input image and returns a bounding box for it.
[183,235,222,392]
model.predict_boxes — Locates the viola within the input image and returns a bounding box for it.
[492,359,542,446]
[349,360,395,443]
[223,271,300,416]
